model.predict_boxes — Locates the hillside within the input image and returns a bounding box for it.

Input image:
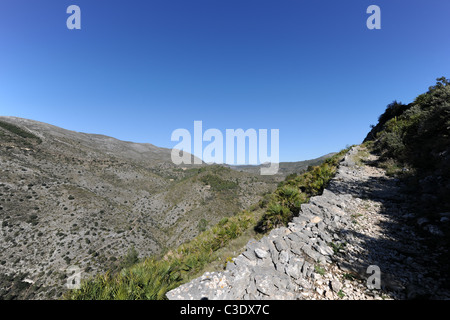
[65,148,349,300]
[3,77,448,301]
[168,145,450,300]
[224,153,337,176]
[0,116,282,299]
[364,77,450,220]
[166,77,450,300]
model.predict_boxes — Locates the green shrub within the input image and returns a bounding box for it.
[275,185,304,215]
[258,202,291,230]
[367,76,450,213]
[256,149,349,232]
[197,219,208,232]
[201,174,238,192]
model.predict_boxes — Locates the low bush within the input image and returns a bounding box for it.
[255,149,349,232]
[200,174,238,192]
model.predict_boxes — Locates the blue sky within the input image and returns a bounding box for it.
[1,0,449,163]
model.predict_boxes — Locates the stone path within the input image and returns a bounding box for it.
[166,146,450,300]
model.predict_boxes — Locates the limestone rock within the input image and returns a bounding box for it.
[310,216,322,224]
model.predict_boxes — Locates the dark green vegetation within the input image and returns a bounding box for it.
[201,173,238,192]
[65,149,347,300]
[255,149,350,232]
[364,77,450,278]
[364,77,450,215]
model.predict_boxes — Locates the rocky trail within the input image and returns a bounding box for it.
[167,146,450,300]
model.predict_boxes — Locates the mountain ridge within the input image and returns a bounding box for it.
[224,152,338,176]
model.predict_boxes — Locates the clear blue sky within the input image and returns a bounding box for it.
[1,0,449,162]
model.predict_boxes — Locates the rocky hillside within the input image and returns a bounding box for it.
[167,78,450,300]
[364,77,450,231]
[0,116,283,299]
[167,145,450,300]
[4,78,447,301]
